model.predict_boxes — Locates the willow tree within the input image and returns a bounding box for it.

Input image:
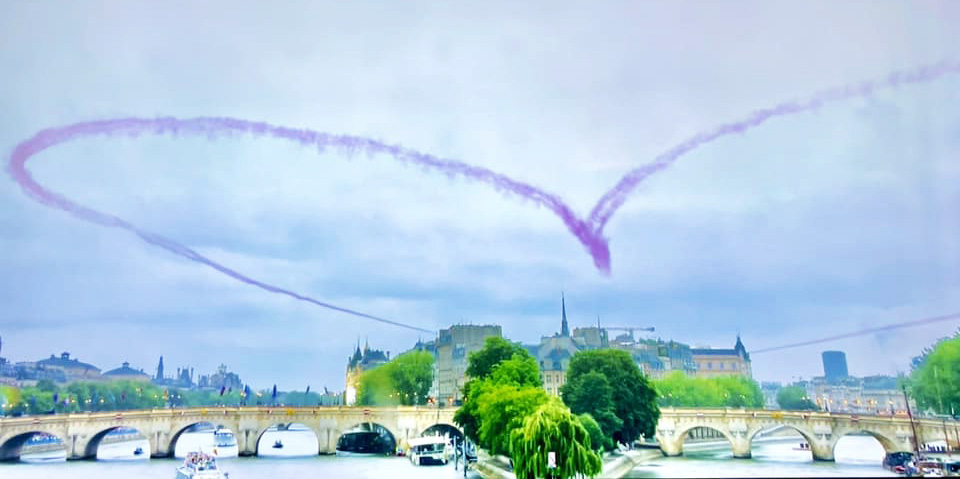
[510,398,602,479]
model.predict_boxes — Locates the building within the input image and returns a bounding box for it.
[623,338,698,379]
[344,341,391,405]
[198,364,243,392]
[435,324,502,405]
[801,375,915,414]
[35,352,101,383]
[102,362,151,382]
[690,336,752,378]
[822,351,849,383]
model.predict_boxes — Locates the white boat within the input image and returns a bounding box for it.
[175,451,229,479]
[211,427,239,458]
[408,435,452,466]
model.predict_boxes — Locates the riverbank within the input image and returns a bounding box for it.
[473,449,662,479]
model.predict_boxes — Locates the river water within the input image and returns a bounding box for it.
[625,435,901,478]
[2,430,909,478]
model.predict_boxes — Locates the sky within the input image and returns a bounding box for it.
[2,1,960,392]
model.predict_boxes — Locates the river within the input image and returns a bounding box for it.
[0,430,912,478]
[625,434,901,478]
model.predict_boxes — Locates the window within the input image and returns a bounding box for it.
[719,362,725,370]
[707,362,713,369]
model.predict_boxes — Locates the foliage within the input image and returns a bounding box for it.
[776,386,818,411]
[509,398,603,479]
[908,332,960,416]
[654,371,764,408]
[561,370,621,450]
[455,336,540,445]
[577,413,610,452]
[466,336,531,380]
[562,349,660,444]
[476,383,549,456]
[357,350,434,406]
[489,355,543,388]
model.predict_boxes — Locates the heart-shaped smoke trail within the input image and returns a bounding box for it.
[8,60,959,332]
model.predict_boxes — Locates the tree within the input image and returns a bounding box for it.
[577,413,610,452]
[466,336,530,380]
[776,386,818,411]
[387,351,434,406]
[562,349,660,444]
[455,336,540,445]
[357,350,434,406]
[654,372,764,408]
[476,383,549,456]
[908,332,960,416]
[561,370,621,449]
[509,398,602,479]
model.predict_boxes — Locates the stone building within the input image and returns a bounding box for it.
[344,341,390,405]
[434,324,501,406]
[690,336,753,378]
[102,362,151,382]
[35,352,101,383]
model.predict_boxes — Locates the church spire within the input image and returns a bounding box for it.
[561,292,569,336]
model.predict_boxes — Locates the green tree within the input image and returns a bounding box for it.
[509,399,602,479]
[387,351,434,406]
[776,386,818,411]
[476,384,549,456]
[357,350,435,406]
[562,349,660,444]
[561,370,621,450]
[455,336,540,445]
[654,372,764,408]
[357,364,399,406]
[577,413,610,452]
[466,336,530,380]
[908,333,960,416]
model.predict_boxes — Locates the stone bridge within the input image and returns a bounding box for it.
[0,406,456,460]
[656,407,959,461]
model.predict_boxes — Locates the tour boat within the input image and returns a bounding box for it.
[407,435,452,466]
[211,427,238,458]
[175,451,229,479]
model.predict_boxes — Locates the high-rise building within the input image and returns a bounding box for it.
[822,351,849,383]
[435,324,502,406]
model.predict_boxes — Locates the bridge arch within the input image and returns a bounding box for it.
[335,422,398,455]
[169,421,230,458]
[832,429,899,454]
[420,423,463,440]
[254,422,320,456]
[673,424,735,455]
[747,424,817,449]
[82,425,152,459]
[0,431,67,461]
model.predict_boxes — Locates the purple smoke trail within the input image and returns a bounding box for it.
[749,312,960,354]
[587,59,960,231]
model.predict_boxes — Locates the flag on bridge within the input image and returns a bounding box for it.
[219,386,226,396]
[305,385,310,394]
[271,385,278,400]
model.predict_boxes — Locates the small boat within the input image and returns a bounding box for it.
[272,440,284,449]
[175,451,229,479]
[134,447,144,456]
[792,443,810,451]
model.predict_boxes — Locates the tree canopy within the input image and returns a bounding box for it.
[908,331,960,416]
[561,349,660,444]
[653,371,764,408]
[510,398,603,479]
[776,386,818,411]
[560,370,621,450]
[466,336,530,380]
[357,350,434,406]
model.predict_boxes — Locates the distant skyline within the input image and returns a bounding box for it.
[2,1,960,390]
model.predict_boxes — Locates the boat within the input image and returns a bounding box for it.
[272,440,283,449]
[134,447,144,456]
[336,431,393,456]
[792,442,810,451]
[407,435,452,466]
[211,427,238,458]
[175,451,229,479]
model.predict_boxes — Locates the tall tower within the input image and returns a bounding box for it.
[156,356,165,381]
[561,293,570,337]
[822,351,849,383]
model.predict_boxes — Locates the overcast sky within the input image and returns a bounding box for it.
[2,1,960,392]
